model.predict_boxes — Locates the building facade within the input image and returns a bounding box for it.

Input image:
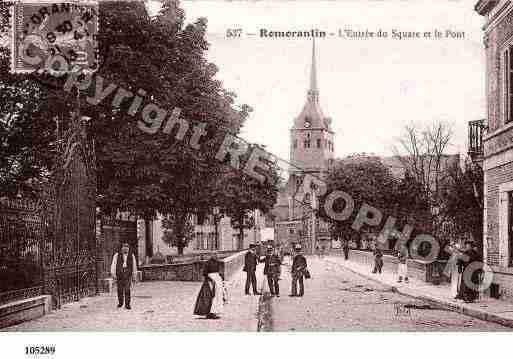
[475,0,513,299]
[273,39,334,253]
[137,209,269,262]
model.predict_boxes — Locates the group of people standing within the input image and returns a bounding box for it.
[243,243,309,298]
[447,240,483,303]
[193,243,310,320]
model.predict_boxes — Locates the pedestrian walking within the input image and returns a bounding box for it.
[290,244,308,297]
[372,246,383,274]
[243,244,260,295]
[110,242,138,310]
[194,252,226,319]
[262,245,282,297]
[397,242,409,283]
[342,240,350,260]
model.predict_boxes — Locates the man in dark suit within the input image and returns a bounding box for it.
[290,244,308,297]
[263,245,282,297]
[243,244,260,295]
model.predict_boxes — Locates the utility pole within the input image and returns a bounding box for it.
[213,206,220,251]
[311,189,317,255]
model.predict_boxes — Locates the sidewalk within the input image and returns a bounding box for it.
[5,267,264,331]
[326,255,513,328]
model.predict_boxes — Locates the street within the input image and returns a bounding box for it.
[268,257,508,331]
[4,257,509,331]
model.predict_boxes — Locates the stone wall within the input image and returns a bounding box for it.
[140,250,246,282]
[331,249,448,284]
[219,250,246,279]
[0,295,51,329]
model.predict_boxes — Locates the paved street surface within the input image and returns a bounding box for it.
[270,257,508,331]
[326,254,513,326]
[5,257,512,331]
[5,269,264,331]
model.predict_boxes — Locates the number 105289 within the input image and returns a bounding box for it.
[25,346,56,355]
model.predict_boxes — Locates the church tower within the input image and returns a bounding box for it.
[290,38,335,176]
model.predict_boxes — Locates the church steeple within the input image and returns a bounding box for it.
[290,39,335,175]
[308,38,319,103]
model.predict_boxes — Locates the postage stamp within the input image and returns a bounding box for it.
[10,1,98,74]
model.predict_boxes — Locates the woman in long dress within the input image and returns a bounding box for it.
[193,253,225,319]
[446,243,463,299]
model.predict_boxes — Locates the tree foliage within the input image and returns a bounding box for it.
[440,158,483,254]
[318,155,398,245]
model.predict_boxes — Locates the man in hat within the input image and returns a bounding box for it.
[110,242,138,309]
[290,244,308,297]
[262,245,282,297]
[243,244,261,295]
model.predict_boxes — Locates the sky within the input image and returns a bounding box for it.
[151,0,486,162]
[1,1,486,163]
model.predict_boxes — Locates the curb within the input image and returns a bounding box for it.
[326,258,513,329]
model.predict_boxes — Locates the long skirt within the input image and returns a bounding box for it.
[208,272,224,315]
[451,270,461,298]
[193,278,214,316]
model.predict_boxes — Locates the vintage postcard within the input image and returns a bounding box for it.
[0,0,511,357]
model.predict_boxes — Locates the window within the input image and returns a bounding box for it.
[304,133,311,148]
[504,44,513,124]
[316,139,321,148]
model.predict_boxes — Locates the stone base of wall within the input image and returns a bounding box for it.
[0,295,52,329]
[331,249,448,284]
[140,252,246,282]
[488,268,513,300]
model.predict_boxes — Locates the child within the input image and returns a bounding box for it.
[372,246,383,274]
[397,243,409,283]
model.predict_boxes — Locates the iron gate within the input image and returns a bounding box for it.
[42,114,98,309]
[0,114,99,309]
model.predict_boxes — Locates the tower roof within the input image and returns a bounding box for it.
[292,38,332,132]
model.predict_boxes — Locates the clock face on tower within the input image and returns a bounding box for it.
[304,120,311,128]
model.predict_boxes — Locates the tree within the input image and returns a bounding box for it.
[318,154,398,248]
[1,1,264,260]
[222,160,280,250]
[392,121,457,242]
[0,1,73,198]
[161,214,194,255]
[440,158,483,255]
